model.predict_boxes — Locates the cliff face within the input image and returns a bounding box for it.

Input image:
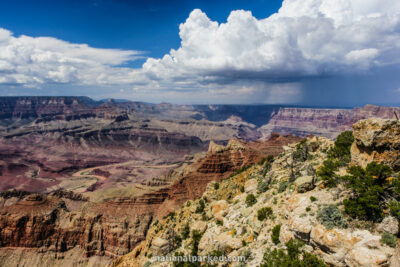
[259,105,400,139]
[114,119,400,267]
[0,134,299,266]
[152,134,301,218]
[0,96,98,120]
[0,192,153,266]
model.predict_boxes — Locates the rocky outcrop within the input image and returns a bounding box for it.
[114,122,399,267]
[351,118,400,170]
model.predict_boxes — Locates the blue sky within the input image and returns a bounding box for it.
[0,0,400,106]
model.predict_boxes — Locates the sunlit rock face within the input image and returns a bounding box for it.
[351,118,400,171]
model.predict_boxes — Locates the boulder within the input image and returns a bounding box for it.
[351,119,400,170]
[244,179,258,193]
[150,237,170,255]
[377,216,399,235]
[192,221,208,234]
[211,200,228,221]
[294,175,315,193]
[346,246,389,266]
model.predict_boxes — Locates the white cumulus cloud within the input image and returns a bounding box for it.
[141,0,400,87]
[0,28,142,86]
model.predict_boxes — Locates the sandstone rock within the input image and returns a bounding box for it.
[192,221,208,234]
[288,215,312,240]
[211,200,229,221]
[211,200,228,215]
[351,118,400,170]
[390,246,400,267]
[208,141,225,154]
[346,246,389,267]
[279,224,294,244]
[310,224,360,253]
[294,175,315,193]
[198,230,242,253]
[244,179,258,193]
[150,237,170,255]
[377,216,399,235]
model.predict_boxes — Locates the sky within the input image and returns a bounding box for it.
[0,0,400,106]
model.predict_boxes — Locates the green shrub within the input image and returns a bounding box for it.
[342,162,393,221]
[306,206,311,212]
[329,131,354,163]
[257,207,273,221]
[260,239,326,267]
[216,219,223,226]
[292,139,309,162]
[257,181,269,193]
[181,222,190,239]
[389,201,400,220]
[271,224,281,245]
[310,196,317,202]
[240,185,245,193]
[195,199,205,213]
[164,211,175,219]
[316,131,355,187]
[317,159,341,187]
[262,155,275,176]
[214,182,219,190]
[191,230,203,255]
[317,205,348,229]
[278,182,288,193]
[173,234,182,249]
[381,232,397,248]
[245,194,257,207]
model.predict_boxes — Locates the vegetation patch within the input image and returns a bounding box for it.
[317,131,354,187]
[181,222,190,239]
[260,239,326,267]
[214,182,219,190]
[342,162,394,221]
[257,181,269,193]
[271,224,281,245]
[257,207,273,221]
[380,232,397,248]
[195,199,205,213]
[245,193,257,207]
[278,182,288,193]
[317,205,348,229]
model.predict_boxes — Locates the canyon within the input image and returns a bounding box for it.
[0,96,399,266]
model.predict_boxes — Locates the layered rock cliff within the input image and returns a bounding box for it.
[0,134,299,266]
[260,105,400,139]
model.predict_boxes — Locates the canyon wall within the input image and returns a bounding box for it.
[0,134,299,266]
[259,104,400,139]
